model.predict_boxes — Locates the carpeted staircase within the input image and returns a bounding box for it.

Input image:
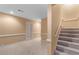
[54,28,79,55]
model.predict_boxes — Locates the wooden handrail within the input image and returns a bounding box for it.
[63,17,79,21]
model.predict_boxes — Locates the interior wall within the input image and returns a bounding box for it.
[63,5,79,20]
[41,18,47,40]
[31,20,41,39]
[62,5,79,28]
[0,13,28,45]
[62,19,79,28]
[32,21,41,33]
[0,12,42,45]
[0,13,26,34]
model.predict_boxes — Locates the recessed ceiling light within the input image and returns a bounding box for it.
[10,11,14,14]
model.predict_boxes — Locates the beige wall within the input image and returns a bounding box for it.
[63,5,79,19]
[62,5,79,28]
[0,35,25,45]
[0,12,42,44]
[41,18,47,40]
[0,13,26,35]
[32,20,41,38]
[62,19,79,28]
[32,21,41,33]
[0,12,29,45]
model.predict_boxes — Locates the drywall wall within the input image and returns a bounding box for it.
[41,18,47,40]
[63,5,79,20]
[62,19,79,28]
[62,5,79,28]
[32,20,41,38]
[0,12,42,45]
[0,13,26,34]
[0,13,27,45]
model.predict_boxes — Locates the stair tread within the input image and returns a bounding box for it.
[56,28,79,55]
[58,40,79,46]
[61,30,79,31]
[55,50,68,55]
[60,30,79,33]
[59,36,79,40]
[60,33,79,35]
[57,45,79,53]
[61,28,79,30]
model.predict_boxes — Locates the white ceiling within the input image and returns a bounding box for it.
[0,4,48,20]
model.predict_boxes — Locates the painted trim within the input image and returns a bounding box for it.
[0,33,25,38]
